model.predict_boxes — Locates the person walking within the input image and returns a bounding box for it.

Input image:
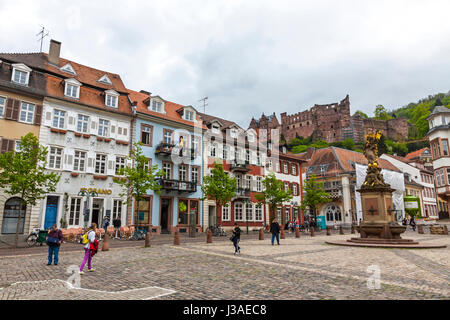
[46,224,63,265]
[409,216,416,232]
[304,219,309,232]
[231,223,241,255]
[270,218,281,245]
[79,223,97,274]
[102,216,110,239]
[113,217,121,239]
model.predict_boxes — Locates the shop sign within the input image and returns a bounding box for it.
[80,188,112,195]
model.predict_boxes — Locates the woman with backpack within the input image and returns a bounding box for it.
[79,223,97,274]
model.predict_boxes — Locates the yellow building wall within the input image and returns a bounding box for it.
[0,90,42,140]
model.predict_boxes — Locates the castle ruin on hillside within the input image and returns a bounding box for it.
[249,95,408,143]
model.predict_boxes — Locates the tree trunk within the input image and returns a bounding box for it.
[216,201,221,225]
[15,193,24,248]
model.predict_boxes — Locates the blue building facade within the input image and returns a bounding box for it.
[130,90,204,234]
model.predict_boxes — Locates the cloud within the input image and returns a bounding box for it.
[1,0,450,127]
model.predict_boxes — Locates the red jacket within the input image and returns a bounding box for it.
[90,239,99,256]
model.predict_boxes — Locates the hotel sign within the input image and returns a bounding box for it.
[80,188,112,195]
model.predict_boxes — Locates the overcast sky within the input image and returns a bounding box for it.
[1,0,450,127]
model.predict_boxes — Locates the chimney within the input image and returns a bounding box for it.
[48,39,61,66]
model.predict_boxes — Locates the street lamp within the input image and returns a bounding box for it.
[243,198,249,234]
[78,189,99,228]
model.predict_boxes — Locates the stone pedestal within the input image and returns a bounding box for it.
[356,186,406,240]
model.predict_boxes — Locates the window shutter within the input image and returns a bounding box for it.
[4,99,14,119]
[1,139,13,154]
[45,110,52,123]
[108,160,114,170]
[68,116,74,125]
[12,99,20,121]
[118,127,122,135]
[67,154,73,166]
[111,126,115,134]
[91,121,97,130]
[123,128,127,136]
[88,157,94,167]
[34,104,43,125]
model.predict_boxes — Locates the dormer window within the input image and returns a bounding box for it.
[11,63,31,86]
[248,133,255,142]
[212,124,220,134]
[184,110,194,121]
[230,128,238,138]
[98,74,112,85]
[60,63,76,75]
[64,79,81,99]
[105,90,119,108]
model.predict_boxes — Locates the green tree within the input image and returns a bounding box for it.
[342,138,355,151]
[0,133,60,247]
[353,110,369,119]
[374,105,392,120]
[291,145,308,154]
[201,162,237,224]
[255,172,293,222]
[115,142,164,225]
[300,175,330,221]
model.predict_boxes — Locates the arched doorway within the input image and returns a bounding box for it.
[2,197,26,234]
[325,204,342,224]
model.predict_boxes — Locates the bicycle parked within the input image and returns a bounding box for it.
[206,224,227,237]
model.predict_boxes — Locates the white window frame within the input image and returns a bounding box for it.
[64,79,81,99]
[48,147,63,169]
[69,198,82,226]
[211,143,217,157]
[98,119,110,137]
[105,90,119,108]
[222,204,231,221]
[115,156,126,175]
[0,96,5,118]
[256,176,262,192]
[11,64,31,86]
[223,145,228,160]
[95,154,107,174]
[52,109,66,129]
[162,162,172,179]
[191,166,199,183]
[212,124,220,134]
[19,102,35,124]
[73,150,86,172]
[245,202,253,221]
[77,114,89,133]
[112,199,123,220]
[255,204,263,221]
[184,109,194,121]
[234,202,243,221]
[179,164,188,181]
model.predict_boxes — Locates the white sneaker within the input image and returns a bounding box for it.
[79,271,84,275]
[88,268,95,272]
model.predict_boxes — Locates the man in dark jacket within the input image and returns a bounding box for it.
[270,218,281,245]
[231,223,241,255]
[46,224,64,265]
[113,217,122,239]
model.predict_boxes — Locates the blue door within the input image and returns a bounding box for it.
[44,204,58,230]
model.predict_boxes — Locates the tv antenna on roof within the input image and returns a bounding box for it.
[199,96,208,113]
[36,26,50,52]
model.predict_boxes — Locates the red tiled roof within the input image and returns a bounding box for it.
[0,52,132,114]
[305,147,401,174]
[405,148,428,160]
[128,89,206,129]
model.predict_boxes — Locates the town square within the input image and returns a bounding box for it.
[1,229,449,300]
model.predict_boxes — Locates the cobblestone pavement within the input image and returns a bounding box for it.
[0,230,448,300]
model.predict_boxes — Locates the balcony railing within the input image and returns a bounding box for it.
[157,178,197,193]
[155,142,197,160]
[230,161,251,172]
[234,187,251,198]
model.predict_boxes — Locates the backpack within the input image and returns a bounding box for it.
[81,232,89,245]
